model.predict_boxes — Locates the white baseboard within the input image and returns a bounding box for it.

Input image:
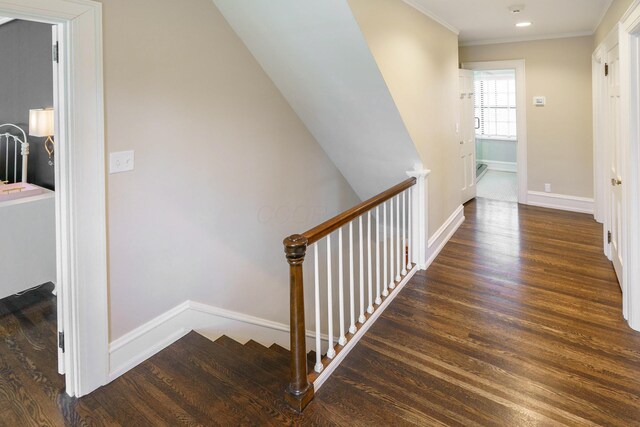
[477,159,517,173]
[108,300,329,382]
[527,191,594,214]
[108,207,466,384]
[109,301,192,381]
[426,204,465,268]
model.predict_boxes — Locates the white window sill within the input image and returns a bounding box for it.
[476,136,517,142]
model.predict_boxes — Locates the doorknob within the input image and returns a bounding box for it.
[611,178,622,186]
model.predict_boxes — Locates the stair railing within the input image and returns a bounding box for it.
[283,169,430,412]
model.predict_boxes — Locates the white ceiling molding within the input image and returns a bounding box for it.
[0,17,13,26]
[593,0,614,32]
[402,0,460,35]
[404,0,610,45]
[460,30,594,47]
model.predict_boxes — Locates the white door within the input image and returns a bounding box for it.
[607,43,624,287]
[459,69,476,203]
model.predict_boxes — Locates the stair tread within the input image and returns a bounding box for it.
[145,333,278,425]
[240,342,289,384]
[214,334,245,352]
[176,333,295,412]
[269,343,290,358]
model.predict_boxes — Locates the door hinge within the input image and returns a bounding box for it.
[608,231,612,244]
[605,63,609,77]
[58,331,65,353]
[52,42,59,63]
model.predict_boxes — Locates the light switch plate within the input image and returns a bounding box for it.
[533,96,546,106]
[109,150,135,174]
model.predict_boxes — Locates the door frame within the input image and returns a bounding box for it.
[0,0,109,395]
[462,60,528,204]
[620,2,640,331]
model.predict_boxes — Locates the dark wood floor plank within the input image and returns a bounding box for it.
[1,198,639,425]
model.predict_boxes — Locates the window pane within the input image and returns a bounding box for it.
[486,121,496,136]
[474,73,517,138]
[497,122,509,136]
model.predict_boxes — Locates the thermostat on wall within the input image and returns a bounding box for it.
[533,96,546,106]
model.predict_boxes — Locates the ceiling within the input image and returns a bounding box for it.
[403,0,613,45]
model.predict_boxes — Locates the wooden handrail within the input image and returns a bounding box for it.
[283,176,418,412]
[302,177,417,244]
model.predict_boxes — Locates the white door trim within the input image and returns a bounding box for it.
[462,60,528,204]
[620,4,640,331]
[0,0,109,395]
[592,47,607,228]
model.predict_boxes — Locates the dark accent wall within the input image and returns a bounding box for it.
[0,20,54,190]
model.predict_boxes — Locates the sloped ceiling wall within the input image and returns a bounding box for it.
[213,0,421,200]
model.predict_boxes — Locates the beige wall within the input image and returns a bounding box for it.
[594,0,635,48]
[99,0,359,340]
[460,37,594,198]
[348,0,462,236]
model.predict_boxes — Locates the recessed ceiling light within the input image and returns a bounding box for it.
[516,22,532,27]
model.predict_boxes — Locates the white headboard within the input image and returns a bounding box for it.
[0,123,28,184]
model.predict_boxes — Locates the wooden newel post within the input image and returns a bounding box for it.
[283,234,315,412]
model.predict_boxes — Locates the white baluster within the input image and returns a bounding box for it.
[326,235,336,359]
[396,194,401,282]
[383,201,389,297]
[349,222,356,334]
[402,190,407,276]
[358,216,366,324]
[367,211,374,314]
[389,197,395,290]
[314,243,323,373]
[375,205,382,305]
[338,228,347,346]
[407,190,413,270]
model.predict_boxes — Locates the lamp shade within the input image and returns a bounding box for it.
[29,108,54,137]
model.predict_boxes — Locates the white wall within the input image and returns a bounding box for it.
[100,0,360,341]
[460,36,594,198]
[212,0,422,200]
[348,0,463,236]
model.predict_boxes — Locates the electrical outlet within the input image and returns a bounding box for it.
[544,183,551,193]
[109,150,135,174]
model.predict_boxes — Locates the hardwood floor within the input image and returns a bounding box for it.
[2,198,638,426]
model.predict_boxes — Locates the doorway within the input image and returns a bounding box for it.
[474,69,518,202]
[463,60,528,204]
[0,15,60,394]
[0,0,108,397]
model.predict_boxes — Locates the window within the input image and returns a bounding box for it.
[474,70,517,139]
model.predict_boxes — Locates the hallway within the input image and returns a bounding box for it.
[0,199,636,425]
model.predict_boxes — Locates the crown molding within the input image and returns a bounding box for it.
[402,0,460,35]
[459,30,593,47]
[621,0,640,23]
[593,0,615,32]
